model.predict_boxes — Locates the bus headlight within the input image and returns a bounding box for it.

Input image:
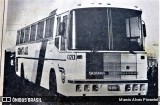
[84,85,90,92]
[132,84,138,91]
[140,84,145,91]
[76,85,82,92]
[125,84,131,91]
[92,85,99,92]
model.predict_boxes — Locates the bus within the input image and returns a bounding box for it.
[15,2,148,96]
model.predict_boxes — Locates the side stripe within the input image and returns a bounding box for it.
[35,41,48,85]
[16,57,66,61]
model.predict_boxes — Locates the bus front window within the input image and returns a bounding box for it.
[68,8,143,51]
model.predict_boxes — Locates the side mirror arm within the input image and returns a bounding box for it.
[142,20,146,37]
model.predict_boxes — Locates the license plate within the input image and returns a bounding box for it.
[108,85,120,91]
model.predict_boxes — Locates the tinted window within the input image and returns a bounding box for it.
[61,37,65,50]
[20,30,24,43]
[55,37,59,49]
[63,15,67,36]
[75,9,108,50]
[30,24,36,41]
[16,31,20,44]
[45,17,54,38]
[24,27,30,42]
[56,17,61,36]
[69,8,142,51]
[36,21,44,40]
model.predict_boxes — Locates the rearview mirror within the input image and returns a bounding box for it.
[59,22,65,36]
[142,23,146,37]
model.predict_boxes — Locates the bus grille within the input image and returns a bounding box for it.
[103,53,121,79]
[86,53,137,79]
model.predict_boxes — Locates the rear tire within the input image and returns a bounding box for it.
[49,69,58,96]
[20,63,26,85]
[20,63,24,78]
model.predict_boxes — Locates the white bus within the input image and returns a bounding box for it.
[15,2,148,96]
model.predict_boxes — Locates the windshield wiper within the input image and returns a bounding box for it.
[129,50,136,54]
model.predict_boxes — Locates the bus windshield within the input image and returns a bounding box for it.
[68,8,143,51]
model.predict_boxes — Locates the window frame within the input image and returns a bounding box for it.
[20,29,25,44]
[24,27,30,43]
[45,16,55,38]
[16,31,21,45]
[36,20,45,41]
[30,24,37,42]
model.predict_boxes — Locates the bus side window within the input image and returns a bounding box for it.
[36,21,44,40]
[16,31,20,44]
[55,37,59,49]
[61,37,65,50]
[45,17,54,38]
[30,24,36,41]
[61,15,67,51]
[24,27,30,43]
[20,30,24,43]
[63,15,67,37]
[56,17,61,36]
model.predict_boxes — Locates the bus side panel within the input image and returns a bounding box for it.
[16,58,23,77]
[40,40,60,89]
[57,53,77,95]
[75,53,86,79]
[17,58,38,81]
[40,60,58,89]
[31,60,39,83]
[137,54,147,80]
[15,42,41,82]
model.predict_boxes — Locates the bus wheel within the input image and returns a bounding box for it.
[21,63,24,78]
[49,69,58,96]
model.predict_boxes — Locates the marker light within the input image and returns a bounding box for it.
[98,3,102,5]
[125,84,131,91]
[140,84,145,91]
[77,55,82,59]
[134,6,138,8]
[92,85,99,92]
[84,85,90,92]
[77,4,81,6]
[76,85,82,92]
[132,84,139,91]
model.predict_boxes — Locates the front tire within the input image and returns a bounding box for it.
[49,69,57,96]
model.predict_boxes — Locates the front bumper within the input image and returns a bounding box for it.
[63,79,148,96]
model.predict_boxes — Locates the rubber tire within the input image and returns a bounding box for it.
[21,63,24,78]
[49,69,58,96]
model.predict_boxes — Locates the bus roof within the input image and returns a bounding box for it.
[55,2,142,15]
[18,2,142,31]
